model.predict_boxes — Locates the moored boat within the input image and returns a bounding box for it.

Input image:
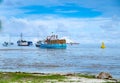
[35,40,42,47]
[2,35,14,47]
[39,34,67,49]
[2,42,14,47]
[17,33,33,46]
[17,40,32,46]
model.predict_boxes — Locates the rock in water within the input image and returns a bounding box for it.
[96,72,112,79]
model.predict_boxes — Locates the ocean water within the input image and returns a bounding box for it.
[0,43,120,79]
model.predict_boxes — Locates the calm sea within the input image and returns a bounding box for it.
[0,43,120,79]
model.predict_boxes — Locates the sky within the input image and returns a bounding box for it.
[0,0,120,43]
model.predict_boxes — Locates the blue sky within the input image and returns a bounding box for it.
[0,0,120,43]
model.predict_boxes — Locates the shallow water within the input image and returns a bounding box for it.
[0,44,120,79]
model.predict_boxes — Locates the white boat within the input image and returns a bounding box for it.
[17,33,33,46]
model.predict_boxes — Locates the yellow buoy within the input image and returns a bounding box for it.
[101,42,106,49]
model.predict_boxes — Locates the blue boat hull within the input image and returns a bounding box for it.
[40,44,67,49]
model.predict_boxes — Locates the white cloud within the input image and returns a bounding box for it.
[0,16,120,43]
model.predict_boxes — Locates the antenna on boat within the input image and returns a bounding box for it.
[51,32,54,35]
[9,34,11,43]
[20,33,23,40]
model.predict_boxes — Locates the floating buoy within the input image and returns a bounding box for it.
[101,42,106,49]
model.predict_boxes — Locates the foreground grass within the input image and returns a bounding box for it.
[77,73,96,79]
[0,72,118,83]
[0,72,66,83]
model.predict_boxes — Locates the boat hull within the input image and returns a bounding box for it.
[17,41,33,46]
[40,44,67,49]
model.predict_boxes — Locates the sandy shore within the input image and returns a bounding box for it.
[45,73,118,83]
[59,75,116,83]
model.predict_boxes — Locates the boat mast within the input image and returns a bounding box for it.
[20,33,23,40]
[9,34,11,43]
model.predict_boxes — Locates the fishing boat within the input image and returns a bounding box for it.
[101,42,106,49]
[17,33,33,46]
[39,34,67,49]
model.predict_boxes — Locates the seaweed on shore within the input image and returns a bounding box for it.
[0,72,66,83]
[76,73,96,79]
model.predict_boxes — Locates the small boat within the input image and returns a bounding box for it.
[101,42,106,49]
[2,42,14,47]
[17,40,33,46]
[2,35,14,47]
[17,33,33,46]
[35,40,42,47]
[39,34,67,49]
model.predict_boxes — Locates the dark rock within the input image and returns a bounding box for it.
[96,72,112,79]
[66,73,74,76]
